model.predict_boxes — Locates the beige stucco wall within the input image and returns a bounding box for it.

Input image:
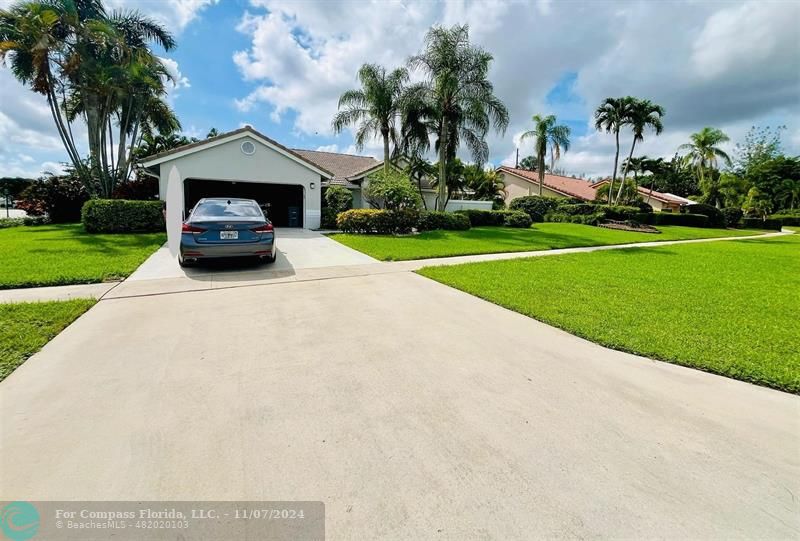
[499,172,569,204]
[158,136,323,229]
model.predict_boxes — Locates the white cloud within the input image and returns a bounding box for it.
[105,0,219,33]
[233,0,799,178]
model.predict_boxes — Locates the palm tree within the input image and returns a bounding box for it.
[615,99,664,203]
[776,178,800,210]
[332,63,408,172]
[404,155,435,209]
[520,114,570,196]
[594,96,635,203]
[463,164,506,206]
[407,24,509,211]
[679,127,732,207]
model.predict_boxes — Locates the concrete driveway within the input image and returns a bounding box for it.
[127,227,377,280]
[1,270,798,539]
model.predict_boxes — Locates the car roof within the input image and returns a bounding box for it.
[196,198,259,205]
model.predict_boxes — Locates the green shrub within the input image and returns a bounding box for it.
[635,212,710,227]
[741,217,783,231]
[363,169,422,210]
[557,203,600,216]
[81,199,165,233]
[324,185,353,213]
[502,210,533,228]
[684,203,724,227]
[336,208,420,234]
[111,175,159,200]
[320,208,338,229]
[23,215,50,226]
[0,218,24,229]
[508,195,561,222]
[721,207,744,228]
[630,200,654,213]
[455,209,506,226]
[774,208,800,216]
[604,205,642,220]
[417,211,471,231]
[17,174,89,223]
[769,214,800,226]
[545,212,605,225]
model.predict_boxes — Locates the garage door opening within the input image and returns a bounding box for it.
[184,179,303,227]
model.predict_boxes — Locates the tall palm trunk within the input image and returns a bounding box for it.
[84,93,106,195]
[381,125,390,173]
[616,138,637,204]
[538,151,545,196]
[607,128,620,204]
[437,116,448,211]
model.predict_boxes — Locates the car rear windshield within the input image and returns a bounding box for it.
[193,201,263,218]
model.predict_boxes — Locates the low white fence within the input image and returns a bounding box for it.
[444,199,494,212]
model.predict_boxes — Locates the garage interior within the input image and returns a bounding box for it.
[184,178,303,227]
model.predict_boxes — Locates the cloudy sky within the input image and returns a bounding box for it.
[1,0,798,180]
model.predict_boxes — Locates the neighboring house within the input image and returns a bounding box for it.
[588,180,691,212]
[496,166,598,202]
[496,166,691,211]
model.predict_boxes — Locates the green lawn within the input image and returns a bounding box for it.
[0,224,166,289]
[330,223,763,261]
[418,233,800,393]
[0,299,96,381]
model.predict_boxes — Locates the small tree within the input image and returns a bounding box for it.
[324,185,353,214]
[363,169,422,210]
[743,187,773,220]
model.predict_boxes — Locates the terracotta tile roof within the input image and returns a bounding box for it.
[292,149,380,181]
[498,166,598,201]
[591,179,688,205]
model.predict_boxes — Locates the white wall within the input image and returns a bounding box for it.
[158,136,323,231]
[445,200,494,211]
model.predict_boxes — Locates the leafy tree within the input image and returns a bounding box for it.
[742,187,773,219]
[776,178,800,210]
[521,114,570,195]
[403,155,435,209]
[324,185,353,214]
[733,125,786,175]
[518,155,539,171]
[594,96,635,203]
[407,24,508,211]
[333,63,408,172]
[744,155,800,211]
[206,127,220,138]
[615,98,664,203]
[679,127,732,207]
[363,169,421,210]
[649,153,697,197]
[462,164,506,206]
[0,0,178,196]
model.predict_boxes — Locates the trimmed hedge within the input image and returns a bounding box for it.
[418,211,471,231]
[770,214,800,227]
[742,218,783,231]
[455,209,506,226]
[336,208,420,234]
[502,210,533,228]
[634,212,710,227]
[508,196,561,222]
[545,212,605,225]
[82,199,165,233]
[685,203,724,227]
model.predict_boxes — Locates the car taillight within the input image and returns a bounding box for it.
[251,223,274,233]
[182,223,206,233]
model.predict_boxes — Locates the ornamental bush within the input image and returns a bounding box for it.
[455,209,506,226]
[721,207,744,228]
[81,199,165,233]
[545,212,605,225]
[417,211,471,231]
[17,174,89,223]
[363,169,421,210]
[684,203,724,227]
[336,208,420,234]
[508,195,561,222]
[634,212,710,227]
[502,210,533,228]
[324,185,353,213]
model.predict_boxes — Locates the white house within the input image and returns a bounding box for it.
[140,126,472,233]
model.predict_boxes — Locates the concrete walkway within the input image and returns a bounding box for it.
[2,271,797,539]
[0,228,789,303]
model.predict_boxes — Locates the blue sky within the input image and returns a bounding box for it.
[1,0,798,179]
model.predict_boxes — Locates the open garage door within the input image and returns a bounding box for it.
[184,179,303,227]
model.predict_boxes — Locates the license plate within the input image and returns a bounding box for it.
[220,230,238,240]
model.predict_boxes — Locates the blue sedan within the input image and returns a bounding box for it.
[179,198,277,266]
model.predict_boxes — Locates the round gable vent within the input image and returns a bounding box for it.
[241,140,256,155]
